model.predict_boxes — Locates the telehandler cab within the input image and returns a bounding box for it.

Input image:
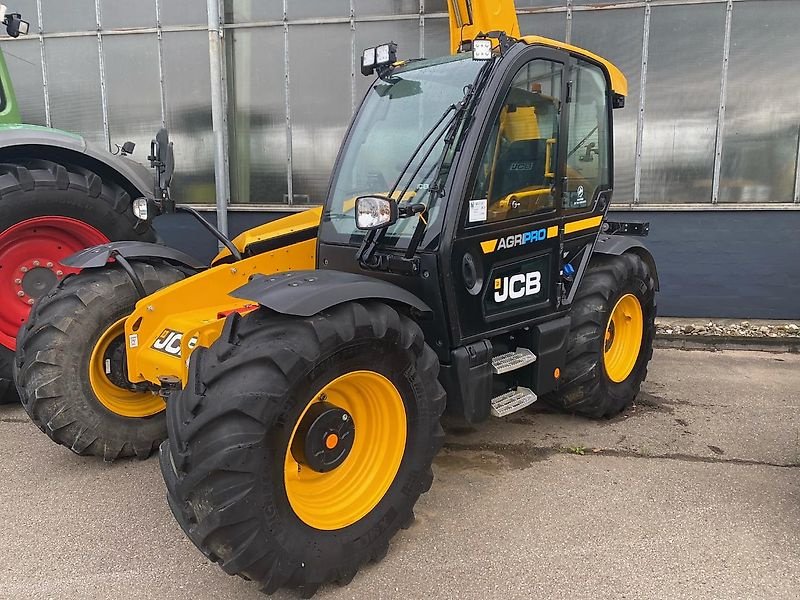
[16,0,657,594]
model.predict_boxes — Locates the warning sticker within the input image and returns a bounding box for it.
[468,198,487,223]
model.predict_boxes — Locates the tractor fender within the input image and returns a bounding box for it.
[231,269,432,317]
[62,241,204,270]
[0,125,153,200]
[593,234,659,290]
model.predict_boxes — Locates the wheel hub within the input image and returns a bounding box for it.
[604,320,615,352]
[284,370,407,531]
[19,264,59,299]
[101,332,132,389]
[88,316,166,418]
[291,401,355,473]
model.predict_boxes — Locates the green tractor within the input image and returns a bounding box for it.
[0,6,162,403]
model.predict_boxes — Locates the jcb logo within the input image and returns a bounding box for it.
[151,329,198,357]
[494,271,541,303]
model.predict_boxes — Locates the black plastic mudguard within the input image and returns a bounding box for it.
[231,270,432,317]
[61,241,205,270]
[440,340,494,424]
[593,234,659,290]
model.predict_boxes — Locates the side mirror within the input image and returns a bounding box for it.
[355,195,398,231]
[3,12,29,38]
[148,127,175,212]
[154,127,175,189]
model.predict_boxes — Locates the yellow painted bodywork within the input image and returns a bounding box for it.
[520,36,628,97]
[563,214,603,235]
[124,211,320,386]
[445,1,627,97]
[212,206,323,264]
[447,0,521,55]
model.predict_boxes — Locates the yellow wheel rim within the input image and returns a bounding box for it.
[88,317,165,418]
[603,293,644,383]
[284,370,407,531]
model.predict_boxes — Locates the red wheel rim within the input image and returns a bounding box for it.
[0,216,109,350]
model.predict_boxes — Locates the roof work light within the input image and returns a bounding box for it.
[0,4,29,38]
[361,42,397,77]
[472,38,493,60]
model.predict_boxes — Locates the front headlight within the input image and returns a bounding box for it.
[132,197,149,221]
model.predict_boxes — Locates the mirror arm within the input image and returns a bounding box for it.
[356,228,384,268]
[404,212,427,260]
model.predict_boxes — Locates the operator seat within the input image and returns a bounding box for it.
[489,105,549,210]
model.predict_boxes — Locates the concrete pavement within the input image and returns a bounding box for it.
[1,348,798,599]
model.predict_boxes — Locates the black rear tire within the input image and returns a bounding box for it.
[0,158,157,403]
[15,261,187,460]
[544,252,656,418]
[160,301,446,597]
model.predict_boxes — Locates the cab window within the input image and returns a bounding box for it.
[564,61,609,213]
[468,59,563,225]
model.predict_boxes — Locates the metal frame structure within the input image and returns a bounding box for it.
[6,0,799,224]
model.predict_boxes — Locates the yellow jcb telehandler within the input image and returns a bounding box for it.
[16,1,657,594]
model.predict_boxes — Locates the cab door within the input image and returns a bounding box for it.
[448,49,571,343]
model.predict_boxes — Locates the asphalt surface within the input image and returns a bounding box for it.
[1,348,798,599]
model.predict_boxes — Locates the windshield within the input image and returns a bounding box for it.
[323,54,484,247]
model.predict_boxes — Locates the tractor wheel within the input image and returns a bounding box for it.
[545,253,656,418]
[0,158,156,404]
[160,301,446,597]
[14,261,187,460]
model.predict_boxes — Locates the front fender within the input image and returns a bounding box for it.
[232,270,432,317]
[61,241,205,270]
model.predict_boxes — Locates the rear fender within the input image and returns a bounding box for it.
[0,128,154,200]
[593,234,659,290]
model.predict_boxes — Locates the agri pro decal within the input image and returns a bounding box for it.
[480,225,558,254]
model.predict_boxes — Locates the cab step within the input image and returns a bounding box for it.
[490,386,538,418]
[491,348,536,375]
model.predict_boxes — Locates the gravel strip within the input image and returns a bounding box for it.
[656,319,800,339]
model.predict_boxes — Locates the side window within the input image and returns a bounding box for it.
[468,59,563,224]
[564,61,609,213]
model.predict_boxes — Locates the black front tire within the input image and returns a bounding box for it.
[545,252,657,418]
[15,261,187,460]
[161,301,446,597]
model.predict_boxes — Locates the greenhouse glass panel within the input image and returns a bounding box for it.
[638,3,726,204]
[718,0,800,204]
